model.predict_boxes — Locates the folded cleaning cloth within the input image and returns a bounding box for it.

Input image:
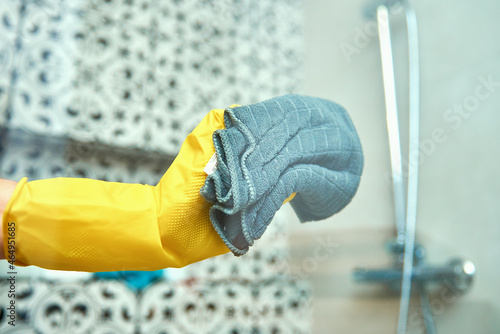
[200,94,364,256]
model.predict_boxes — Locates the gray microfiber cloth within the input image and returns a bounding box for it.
[200,94,363,255]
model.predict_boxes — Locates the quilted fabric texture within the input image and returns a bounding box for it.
[200,94,364,255]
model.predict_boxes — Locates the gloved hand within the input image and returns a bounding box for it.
[2,108,232,272]
[2,95,361,272]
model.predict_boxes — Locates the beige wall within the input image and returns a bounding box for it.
[290,0,500,332]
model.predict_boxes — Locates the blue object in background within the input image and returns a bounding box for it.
[94,270,164,290]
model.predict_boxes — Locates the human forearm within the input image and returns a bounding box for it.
[0,179,18,260]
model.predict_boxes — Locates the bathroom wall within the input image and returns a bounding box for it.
[292,0,500,332]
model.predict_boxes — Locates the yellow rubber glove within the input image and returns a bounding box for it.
[2,108,234,272]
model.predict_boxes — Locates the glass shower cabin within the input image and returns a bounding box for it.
[352,2,475,334]
[0,0,489,333]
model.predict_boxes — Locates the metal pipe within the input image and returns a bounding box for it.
[375,1,422,332]
[397,2,420,333]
